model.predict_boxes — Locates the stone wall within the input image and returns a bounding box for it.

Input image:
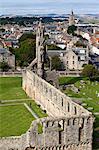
[0,70,94,150]
[23,70,89,117]
[22,70,94,150]
[0,133,31,150]
[25,115,93,149]
[0,136,22,150]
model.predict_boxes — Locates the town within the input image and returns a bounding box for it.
[0,12,99,73]
[0,10,99,150]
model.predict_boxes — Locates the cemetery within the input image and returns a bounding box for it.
[59,76,99,149]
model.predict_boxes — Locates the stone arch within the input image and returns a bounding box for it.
[61,97,63,107]
[67,102,70,112]
[79,127,82,142]
[67,119,70,126]
[74,106,77,115]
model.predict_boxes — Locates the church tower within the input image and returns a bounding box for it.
[36,21,45,78]
[69,10,75,26]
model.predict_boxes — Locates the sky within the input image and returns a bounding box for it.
[0,0,99,15]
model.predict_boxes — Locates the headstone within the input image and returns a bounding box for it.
[82,103,87,107]
[88,97,92,100]
[95,81,98,85]
[97,93,99,97]
[87,107,94,111]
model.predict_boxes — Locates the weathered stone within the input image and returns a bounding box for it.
[81,103,87,107]
[0,22,94,150]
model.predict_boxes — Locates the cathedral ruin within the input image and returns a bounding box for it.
[0,22,94,150]
[22,22,94,150]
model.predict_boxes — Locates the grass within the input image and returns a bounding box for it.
[59,77,84,85]
[0,77,29,100]
[64,82,99,112]
[38,123,43,134]
[0,104,34,137]
[27,101,48,118]
[59,76,99,149]
[0,77,48,137]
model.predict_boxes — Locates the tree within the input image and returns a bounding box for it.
[81,64,99,79]
[19,33,36,43]
[48,44,62,50]
[51,56,63,71]
[67,25,77,35]
[0,62,10,71]
[15,39,36,67]
[75,41,86,48]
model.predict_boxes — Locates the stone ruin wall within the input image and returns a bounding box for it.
[0,131,32,150]
[22,70,94,150]
[24,116,93,150]
[23,70,89,117]
[0,70,94,150]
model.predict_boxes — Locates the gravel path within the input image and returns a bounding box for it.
[0,99,32,103]
[0,103,24,106]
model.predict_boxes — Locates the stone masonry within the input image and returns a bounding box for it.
[0,22,94,150]
[22,69,94,150]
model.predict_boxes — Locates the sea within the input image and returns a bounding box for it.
[0,2,99,16]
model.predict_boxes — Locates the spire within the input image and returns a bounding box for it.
[71,10,74,16]
[69,10,75,26]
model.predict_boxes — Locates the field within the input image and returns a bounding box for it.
[0,104,34,137]
[0,77,28,100]
[59,77,99,149]
[0,77,47,137]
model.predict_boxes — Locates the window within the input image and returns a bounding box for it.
[62,98,63,107]
[67,120,69,126]
[73,61,75,64]
[68,103,70,112]
[73,56,74,59]
[67,61,68,64]
[73,119,75,125]
[74,107,77,114]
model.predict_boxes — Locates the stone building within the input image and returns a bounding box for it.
[62,47,89,70]
[69,10,75,26]
[0,48,15,69]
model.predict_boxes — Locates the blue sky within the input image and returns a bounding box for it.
[0,0,99,15]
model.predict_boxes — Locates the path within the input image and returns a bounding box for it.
[0,102,39,119]
[24,103,39,119]
[0,103,24,106]
[0,99,33,103]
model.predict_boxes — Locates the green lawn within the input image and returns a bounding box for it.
[59,76,83,85]
[0,77,48,137]
[0,77,28,100]
[0,104,34,137]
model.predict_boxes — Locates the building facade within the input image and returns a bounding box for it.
[0,48,15,69]
[62,47,89,70]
